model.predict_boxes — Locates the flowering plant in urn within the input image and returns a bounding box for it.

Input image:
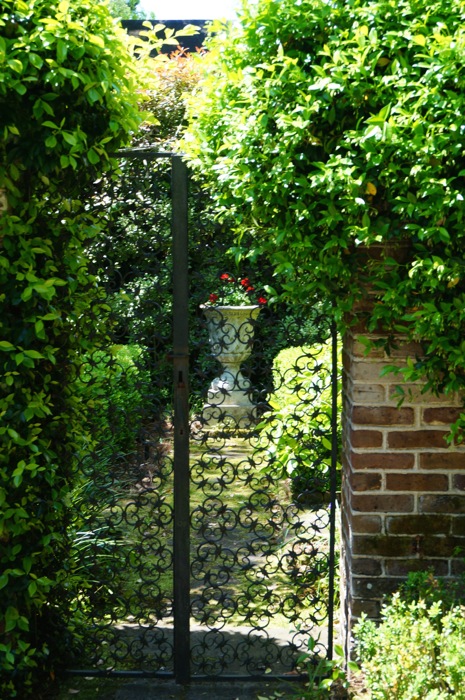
[206,272,267,307]
[202,273,265,427]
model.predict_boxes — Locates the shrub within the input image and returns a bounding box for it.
[258,341,341,500]
[0,1,143,695]
[354,576,465,699]
[78,344,152,455]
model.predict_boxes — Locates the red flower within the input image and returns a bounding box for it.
[257,297,267,305]
[245,286,254,293]
[240,278,250,287]
[209,293,219,303]
[220,273,233,282]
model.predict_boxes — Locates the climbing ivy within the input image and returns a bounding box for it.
[0,1,144,696]
[183,0,465,434]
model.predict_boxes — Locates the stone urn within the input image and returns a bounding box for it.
[201,305,261,428]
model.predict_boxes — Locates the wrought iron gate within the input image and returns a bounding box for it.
[68,148,340,683]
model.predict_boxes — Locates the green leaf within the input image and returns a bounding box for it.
[57,40,68,62]
[62,131,77,146]
[5,607,19,633]
[86,87,101,104]
[87,148,100,164]
[88,34,105,48]
[29,53,44,69]
[45,134,57,148]
[7,59,23,73]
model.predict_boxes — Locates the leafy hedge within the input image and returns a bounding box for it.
[355,572,465,699]
[183,0,465,434]
[0,1,143,696]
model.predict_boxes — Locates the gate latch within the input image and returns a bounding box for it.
[166,353,189,389]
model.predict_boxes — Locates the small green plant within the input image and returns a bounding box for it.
[354,587,465,699]
[297,638,357,700]
[259,637,357,699]
[398,568,465,610]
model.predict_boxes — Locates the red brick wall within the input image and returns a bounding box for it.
[341,328,465,654]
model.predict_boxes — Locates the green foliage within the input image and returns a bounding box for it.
[259,638,356,700]
[183,0,465,433]
[134,48,203,147]
[398,568,465,610]
[355,593,465,699]
[0,1,144,695]
[79,344,151,454]
[108,0,142,19]
[259,341,341,498]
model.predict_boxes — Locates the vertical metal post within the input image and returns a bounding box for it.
[327,321,338,659]
[171,156,190,684]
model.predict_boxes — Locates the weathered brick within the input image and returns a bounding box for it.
[386,514,451,535]
[388,430,449,449]
[351,452,415,470]
[350,472,382,492]
[388,385,450,405]
[352,362,397,382]
[352,494,414,513]
[422,453,465,470]
[353,340,385,358]
[350,599,381,620]
[384,341,424,358]
[342,349,351,373]
[352,406,414,426]
[352,384,386,403]
[350,514,382,534]
[353,535,413,557]
[352,577,400,598]
[453,474,465,491]
[420,535,465,557]
[385,559,449,576]
[350,429,383,448]
[420,494,465,514]
[351,559,383,576]
[423,407,464,425]
[451,559,465,575]
[451,517,465,536]
[385,473,448,492]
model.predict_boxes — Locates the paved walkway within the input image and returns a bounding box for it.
[112,679,292,700]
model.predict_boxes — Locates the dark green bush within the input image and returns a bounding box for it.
[78,344,152,455]
[0,1,143,695]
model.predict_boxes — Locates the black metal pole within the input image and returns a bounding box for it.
[171,156,190,684]
[327,321,339,660]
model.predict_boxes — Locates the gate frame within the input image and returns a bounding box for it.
[68,147,340,684]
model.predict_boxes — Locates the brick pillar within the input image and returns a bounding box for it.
[340,327,465,655]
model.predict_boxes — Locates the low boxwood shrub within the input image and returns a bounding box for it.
[354,572,465,699]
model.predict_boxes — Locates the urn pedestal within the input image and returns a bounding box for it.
[202,305,261,428]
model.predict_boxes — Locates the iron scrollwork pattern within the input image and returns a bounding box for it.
[67,149,339,679]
